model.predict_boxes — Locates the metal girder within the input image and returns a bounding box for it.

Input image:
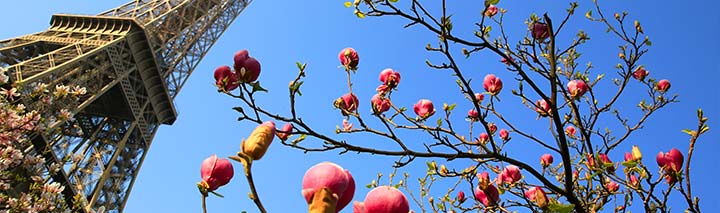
[2,0,252,212]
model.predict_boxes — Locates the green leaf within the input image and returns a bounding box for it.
[344,1,352,7]
[251,81,268,93]
[447,103,457,111]
[681,129,695,136]
[296,61,304,70]
[484,0,500,7]
[644,36,652,46]
[548,203,575,213]
[437,118,443,126]
[210,191,225,198]
[621,161,637,168]
[389,0,399,2]
[292,134,307,144]
[291,81,304,96]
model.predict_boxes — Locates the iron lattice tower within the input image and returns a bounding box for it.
[1,0,251,211]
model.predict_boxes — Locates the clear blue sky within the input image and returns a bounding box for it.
[1,1,718,212]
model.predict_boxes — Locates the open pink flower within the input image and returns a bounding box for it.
[413,99,436,120]
[531,22,550,41]
[200,154,234,192]
[379,68,401,89]
[483,74,503,95]
[213,65,239,91]
[497,165,521,184]
[524,186,548,208]
[567,80,589,99]
[371,94,391,114]
[535,99,552,117]
[335,93,359,116]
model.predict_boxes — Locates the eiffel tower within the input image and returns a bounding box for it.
[1,0,251,211]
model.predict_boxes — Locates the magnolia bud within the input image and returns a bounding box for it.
[241,121,276,160]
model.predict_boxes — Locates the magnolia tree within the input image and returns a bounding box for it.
[0,67,91,212]
[198,0,710,213]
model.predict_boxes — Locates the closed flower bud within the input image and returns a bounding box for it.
[478,133,490,144]
[567,80,589,99]
[378,68,401,89]
[200,154,234,191]
[655,79,671,92]
[457,190,466,203]
[629,174,639,187]
[302,162,355,211]
[371,94,391,115]
[605,178,619,193]
[241,121,276,160]
[213,65,239,91]
[354,186,409,213]
[334,93,359,116]
[339,47,360,70]
[531,23,550,41]
[599,154,615,172]
[467,109,480,121]
[524,186,548,209]
[477,171,490,189]
[500,56,515,65]
[474,93,485,104]
[631,146,642,161]
[483,74,503,95]
[474,184,499,207]
[487,123,497,135]
[624,152,633,163]
[540,154,553,168]
[565,126,577,137]
[499,129,509,141]
[632,67,649,81]
[484,5,498,17]
[413,99,436,120]
[535,99,552,117]
[276,123,293,141]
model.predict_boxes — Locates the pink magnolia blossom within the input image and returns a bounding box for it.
[474,184,500,207]
[379,68,401,89]
[535,99,552,117]
[605,178,619,193]
[233,50,261,83]
[334,93,359,116]
[487,123,497,135]
[339,47,360,70]
[413,99,436,120]
[342,119,353,131]
[540,154,553,167]
[467,109,479,120]
[567,80,589,99]
[484,5,498,17]
[524,186,548,208]
[483,74,503,95]
[474,93,485,104]
[353,186,409,213]
[200,154,234,191]
[656,79,671,92]
[457,190,466,203]
[633,67,649,81]
[599,154,615,172]
[477,171,491,189]
[565,126,577,137]
[657,148,683,174]
[497,165,521,184]
[499,129,509,141]
[371,94,391,114]
[276,123,293,141]
[213,65,239,91]
[302,162,355,212]
[478,133,490,144]
[531,22,550,41]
